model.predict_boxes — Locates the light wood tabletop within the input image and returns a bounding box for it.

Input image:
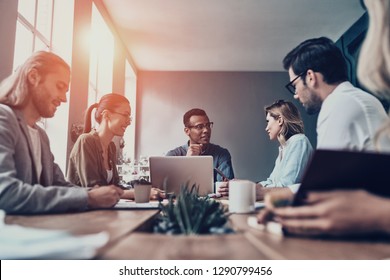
[5,206,390,259]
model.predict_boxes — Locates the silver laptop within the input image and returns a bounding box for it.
[149,156,214,196]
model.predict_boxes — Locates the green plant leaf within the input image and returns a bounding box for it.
[154,181,232,235]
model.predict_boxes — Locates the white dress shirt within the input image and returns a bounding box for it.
[27,125,42,182]
[316,81,388,151]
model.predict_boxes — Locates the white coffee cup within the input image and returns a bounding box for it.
[229,180,256,213]
[134,183,152,203]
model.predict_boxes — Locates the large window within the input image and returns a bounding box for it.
[88,3,114,105]
[13,0,74,171]
[122,61,137,162]
[12,0,137,173]
[14,0,54,70]
[88,3,137,164]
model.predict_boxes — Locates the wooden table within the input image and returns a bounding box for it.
[5,208,390,259]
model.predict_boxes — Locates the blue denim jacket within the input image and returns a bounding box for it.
[260,134,313,187]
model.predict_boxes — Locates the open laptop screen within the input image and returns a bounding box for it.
[293,149,390,206]
[149,156,214,196]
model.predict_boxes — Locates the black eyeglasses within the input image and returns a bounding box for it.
[285,71,307,95]
[111,111,132,121]
[187,122,214,130]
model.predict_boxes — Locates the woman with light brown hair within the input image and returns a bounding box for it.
[67,93,132,188]
[67,93,161,200]
[256,100,313,194]
[218,100,313,200]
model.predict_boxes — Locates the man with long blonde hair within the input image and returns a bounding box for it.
[0,51,123,214]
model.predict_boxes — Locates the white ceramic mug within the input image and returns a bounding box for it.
[229,180,256,213]
[134,183,152,203]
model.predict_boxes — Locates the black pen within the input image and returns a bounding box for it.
[214,167,229,181]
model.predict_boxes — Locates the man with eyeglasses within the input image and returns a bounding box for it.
[166,108,234,183]
[252,37,389,207]
[283,37,387,151]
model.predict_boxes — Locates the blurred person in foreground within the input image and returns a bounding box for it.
[0,51,123,214]
[257,0,390,237]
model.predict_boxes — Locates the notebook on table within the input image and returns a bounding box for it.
[293,149,390,206]
[96,199,161,210]
[149,156,214,196]
[113,199,161,209]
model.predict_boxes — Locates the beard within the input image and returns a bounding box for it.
[30,83,56,118]
[304,93,322,115]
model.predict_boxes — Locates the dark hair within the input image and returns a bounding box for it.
[83,93,130,133]
[265,100,304,145]
[183,108,208,127]
[283,37,348,85]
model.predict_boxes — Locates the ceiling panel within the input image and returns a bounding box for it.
[102,0,365,71]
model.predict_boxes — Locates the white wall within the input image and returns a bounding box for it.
[0,0,17,81]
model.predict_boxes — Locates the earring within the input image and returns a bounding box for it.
[119,138,125,149]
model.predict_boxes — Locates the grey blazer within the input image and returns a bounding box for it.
[0,104,88,214]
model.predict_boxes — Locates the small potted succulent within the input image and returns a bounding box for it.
[153,183,233,235]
